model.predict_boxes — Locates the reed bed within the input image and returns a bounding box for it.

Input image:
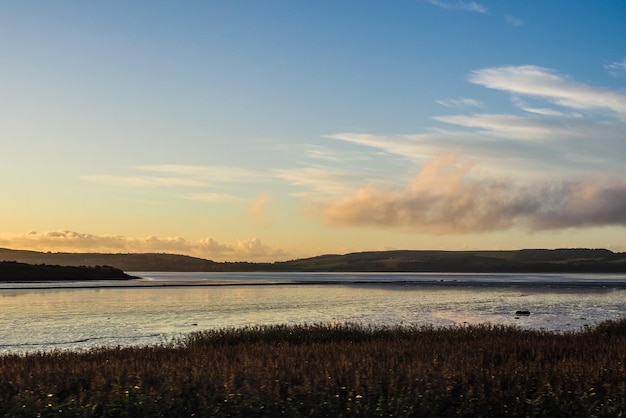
[1,320,625,417]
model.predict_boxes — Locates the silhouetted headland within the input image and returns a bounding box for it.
[0,261,135,281]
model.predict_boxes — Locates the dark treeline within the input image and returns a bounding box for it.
[2,247,626,273]
[1,320,626,417]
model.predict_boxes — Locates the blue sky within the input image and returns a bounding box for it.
[2,1,626,260]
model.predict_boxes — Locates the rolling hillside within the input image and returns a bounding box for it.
[1,247,626,273]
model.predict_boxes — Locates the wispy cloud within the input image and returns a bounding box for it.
[325,132,441,162]
[510,96,572,117]
[505,15,523,27]
[248,193,273,226]
[274,165,367,198]
[84,165,260,188]
[318,64,626,235]
[432,113,584,141]
[185,192,241,202]
[469,65,626,116]
[303,144,372,162]
[0,230,286,261]
[136,165,258,182]
[314,152,626,234]
[84,165,265,204]
[82,175,207,187]
[270,143,372,163]
[426,0,488,14]
[81,65,626,241]
[329,113,626,176]
[330,65,626,172]
[436,97,483,108]
[605,59,626,77]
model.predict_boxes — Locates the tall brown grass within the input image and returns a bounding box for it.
[1,321,625,417]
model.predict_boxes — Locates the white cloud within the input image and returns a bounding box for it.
[426,0,488,13]
[316,66,626,237]
[270,143,373,163]
[80,65,626,240]
[505,15,523,27]
[232,237,283,259]
[136,165,258,182]
[325,132,441,162]
[185,192,241,202]
[303,144,372,162]
[84,165,265,204]
[436,97,483,108]
[510,96,572,117]
[85,165,260,188]
[274,165,367,198]
[469,65,626,116]
[329,116,626,178]
[327,65,626,179]
[284,64,626,242]
[0,230,286,261]
[432,113,584,141]
[605,59,626,77]
[82,175,207,187]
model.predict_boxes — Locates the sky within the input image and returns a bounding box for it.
[1,1,626,261]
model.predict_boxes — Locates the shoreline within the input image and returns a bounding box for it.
[2,276,626,291]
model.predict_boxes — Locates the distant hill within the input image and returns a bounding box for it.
[271,248,626,273]
[1,247,626,273]
[0,261,134,281]
[0,248,234,272]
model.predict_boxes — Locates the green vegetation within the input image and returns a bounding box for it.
[2,247,626,273]
[1,321,626,417]
[0,261,134,281]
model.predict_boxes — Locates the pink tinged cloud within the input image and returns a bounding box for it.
[248,194,273,226]
[0,230,285,261]
[316,153,626,234]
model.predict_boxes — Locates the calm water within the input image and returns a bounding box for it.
[1,272,625,354]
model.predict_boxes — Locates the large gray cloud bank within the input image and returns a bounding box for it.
[317,153,626,234]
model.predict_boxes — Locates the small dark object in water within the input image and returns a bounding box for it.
[515,310,531,316]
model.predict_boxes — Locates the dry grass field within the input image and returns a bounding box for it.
[1,320,625,417]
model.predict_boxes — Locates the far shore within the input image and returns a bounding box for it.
[3,247,626,274]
